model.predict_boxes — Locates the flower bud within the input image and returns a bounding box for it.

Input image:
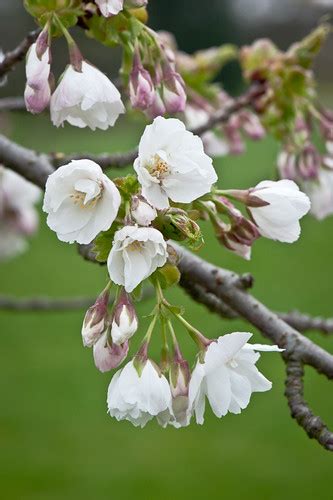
[214,199,260,260]
[223,117,245,155]
[239,111,265,140]
[277,150,297,180]
[81,287,110,347]
[93,331,129,372]
[131,195,157,226]
[162,63,187,114]
[24,40,51,114]
[169,354,191,427]
[156,208,202,246]
[111,290,138,345]
[298,145,321,179]
[129,52,155,111]
[147,88,166,118]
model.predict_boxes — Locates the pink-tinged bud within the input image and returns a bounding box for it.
[223,119,245,155]
[323,142,333,169]
[221,233,252,260]
[81,287,110,347]
[111,289,138,346]
[129,53,155,110]
[168,346,191,427]
[24,42,51,114]
[319,109,333,142]
[162,64,187,114]
[298,145,321,179]
[131,195,157,226]
[35,26,49,60]
[239,111,265,140]
[147,88,166,118]
[277,150,297,180]
[93,331,129,372]
[213,197,260,259]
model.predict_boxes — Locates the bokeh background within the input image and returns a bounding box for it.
[1,1,333,499]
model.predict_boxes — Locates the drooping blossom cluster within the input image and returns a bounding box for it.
[0,166,40,261]
[42,116,310,427]
[277,113,333,220]
[24,26,124,130]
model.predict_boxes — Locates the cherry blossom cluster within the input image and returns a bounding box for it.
[24,25,125,130]
[277,112,333,220]
[42,116,310,426]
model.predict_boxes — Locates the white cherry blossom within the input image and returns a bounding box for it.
[189,332,283,424]
[134,117,218,209]
[43,159,121,244]
[107,226,167,292]
[50,62,125,130]
[248,180,311,243]
[107,360,172,427]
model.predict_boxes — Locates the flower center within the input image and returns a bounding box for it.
[127,240,143,252]
[70,181,103,209]
[228,359,238,369]
[147,154,170,180]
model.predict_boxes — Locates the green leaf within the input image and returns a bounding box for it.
[24,0,82,30]
[154,264,181,289]
[92,224,118,263]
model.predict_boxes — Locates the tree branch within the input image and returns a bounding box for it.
[0,97,26,112]
[174,244,333,378]
[0,133,53,188]
[181,279,333,335]
[0,295,94,312]
[285,356,333,451]
[0,29,40,78]
[0,288,154,312]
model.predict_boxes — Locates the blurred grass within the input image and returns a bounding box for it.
[1,113,333,500]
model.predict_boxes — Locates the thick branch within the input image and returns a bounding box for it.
[174,243,333,379]
[181,279,333,335]
[0,133,53,188]
[0,29,40,78]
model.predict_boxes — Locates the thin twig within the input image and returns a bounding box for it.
[0,288,154,312]
[0,295,95,312]
[0,29,41,78]
[285,356,333,451]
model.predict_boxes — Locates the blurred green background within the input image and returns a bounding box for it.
[2,1,333,499]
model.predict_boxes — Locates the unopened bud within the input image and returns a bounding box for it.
[147,88,166,118]
[81,287,110,347]
[111,289,138,346]
[93,330,129,372]
[156,208,202,245]
[239,111,265,140]
[129,52,155,111]
[131,195,157,226]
